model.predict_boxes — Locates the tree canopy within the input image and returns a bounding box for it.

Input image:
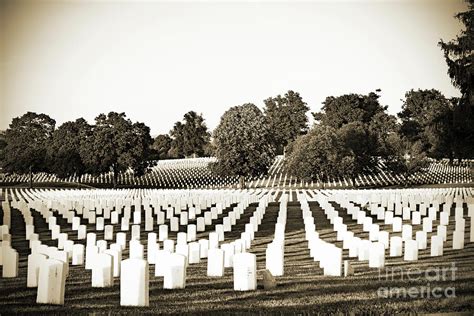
[313,91,386,129]
[152,134,173,160]
[212,103,276,187]
[285,125,354,183]
[79,112,155,187]
[439,0,474,159]
[264,90,309,154]
[47,118,91,179]
[2,112,55,178]
[169,111,210,158]
[398,89,454,160]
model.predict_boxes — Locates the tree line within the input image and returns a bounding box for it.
[0,1,472,187]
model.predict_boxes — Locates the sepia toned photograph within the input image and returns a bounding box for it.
[0,0,473,314]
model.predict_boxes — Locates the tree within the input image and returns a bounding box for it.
[2,112,55,187]
[313,91,386,129]
[398,89,454,161]
[439,0,474,160]
[264,90,309,154]
[312,91,391,184]
[152,134,173,160]
[337,122,378,186]
[285,125,354,186]
[80,112,155,187]
[47,118,91,180]
[212,103,276,188]
[383,134,430,186]
[169,111,210,158]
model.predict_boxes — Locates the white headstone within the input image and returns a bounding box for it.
[120,258,149,306]
[92,253,114,287]
[36,258,67,305]
[163,253,187,289]
[233,253,257,291]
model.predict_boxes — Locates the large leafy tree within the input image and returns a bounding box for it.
[80,112,155,187]
[313,91,386,129]
[285,125,354,186]
[152,134,173,160]
[398,89,454,160]
[212,103,276,188]
[336,121,378,186]
[312,91,391,182]
[169,111,210,158]
[2,112,55,187]
[439,0,474,159]
[47,118,91,180]
[264,90,309,154]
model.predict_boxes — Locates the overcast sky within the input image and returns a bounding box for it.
[0,0,467,135]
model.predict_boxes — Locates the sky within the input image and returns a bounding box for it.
[0,0,468,136]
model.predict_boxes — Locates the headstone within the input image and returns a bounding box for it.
[389,236,402,257]
[104,225,114,241]
[233,253,257,291]
[120,258,149,306]
[368,242,385,268]
[207,248,225,277]
[2,247,19,277]
[265,242,284,276]
[415,231,427,250]
[154,250,171,277]
[452,230,465,249]
[404,239,418,261]
[199,239,209,258]
[163,253,187,289]
[27,253,47,287]
[116,232,126,250]
[106,246,122,277]
[130,240,144,259]
[188,242,200,264]
[131,225,140,241]
[158,225,168,241]
[392,217,402,232]
[36,258,67,305]
[72,244,84,266]
[402,224,412,241]
[92,253,114,287]
[430,235,443,256]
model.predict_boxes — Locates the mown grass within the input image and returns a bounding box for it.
[0,193,473,314]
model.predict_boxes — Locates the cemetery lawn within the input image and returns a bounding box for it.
[0,195,473,314]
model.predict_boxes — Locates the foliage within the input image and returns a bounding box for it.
[313,91,386,129]
[264,90,309,154]
[152,134,173,160]
[212,103,276,186]
[398,89,454,160]
[336,122,378,182]
[79,112,155,186]
[169,111,210,158]
[383,134,430,185]
[311,91,392,183]
[285,125,354,183]
[439,0,474,159]
[47,118,91,179]
[2,112,55,176]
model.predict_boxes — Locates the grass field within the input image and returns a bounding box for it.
[0,191,473,314]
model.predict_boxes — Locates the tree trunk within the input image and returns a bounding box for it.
[239,176,246,189]
[404,172,409,187]
[352,176,357,188]
[113,166,118,189]
[29,165,33,189]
